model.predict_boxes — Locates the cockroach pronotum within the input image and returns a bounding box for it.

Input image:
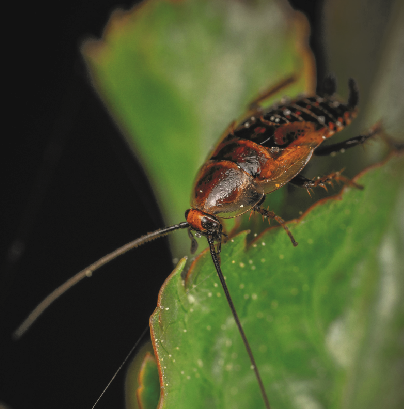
[14,74,381,408]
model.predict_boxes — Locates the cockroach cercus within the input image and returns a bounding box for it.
[14,74,381,409]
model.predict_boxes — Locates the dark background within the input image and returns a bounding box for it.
[1,1,323,408]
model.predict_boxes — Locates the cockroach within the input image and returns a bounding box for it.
[14,74,380,409]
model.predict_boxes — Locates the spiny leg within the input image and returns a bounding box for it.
[314,123,381,157]
[289,172,363,194]
[253,206,298,247]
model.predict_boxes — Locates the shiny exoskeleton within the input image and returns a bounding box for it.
[186,77,375,244]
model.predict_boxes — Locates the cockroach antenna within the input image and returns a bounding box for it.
[13,222,190,339]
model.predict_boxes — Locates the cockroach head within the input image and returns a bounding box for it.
[185,209,222,240]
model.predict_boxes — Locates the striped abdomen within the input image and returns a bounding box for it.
[191,80,358,218]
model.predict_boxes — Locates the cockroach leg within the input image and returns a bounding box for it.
[253,206,298,247]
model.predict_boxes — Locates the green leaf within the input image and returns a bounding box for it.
[151,155,404,409]
[137,353,160,409]
[125,342,159,409]
[82,0,314,256]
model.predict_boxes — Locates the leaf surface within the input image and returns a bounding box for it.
[151,155,404,409]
